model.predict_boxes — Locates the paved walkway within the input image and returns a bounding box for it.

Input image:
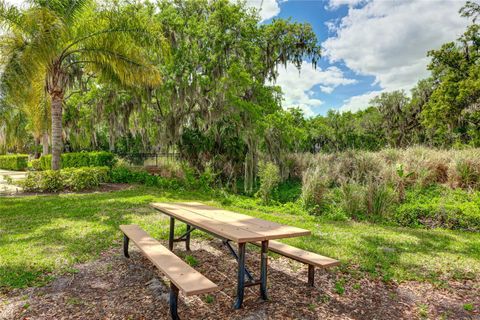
[0,169,26,195]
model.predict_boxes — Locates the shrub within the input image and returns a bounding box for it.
[88,151,116,168]
[0,154,28,171]
[40,155,51,170]
[40,151,116,170]
[110,166,150,184]
[451,158,480,189]
[62,167,110,191]
[395,186,480,231]
[256,162,281,204]
[109,165,183,189]
[19,166,109,192]
[336,182,365,219]
[300,166,329,211]
[364,178,394,217]
[62,152,90,168]
[38,170,64,192]
[272,179,302,203]
[28,159,42,171]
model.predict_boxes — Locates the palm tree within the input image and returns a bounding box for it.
[0,0,164,169]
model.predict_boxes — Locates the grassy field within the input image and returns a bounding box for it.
[1,186,479,290]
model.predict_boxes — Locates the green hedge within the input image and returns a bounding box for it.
[0,154,28,171]
[19,166,110,192]
[40,151,116,170]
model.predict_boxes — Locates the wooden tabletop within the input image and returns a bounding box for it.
[150,202,311,243]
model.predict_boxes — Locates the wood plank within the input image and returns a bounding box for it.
[252,240,340,268]
[156,202,311,240]
[150,203,266,242]
[120,225,219,296]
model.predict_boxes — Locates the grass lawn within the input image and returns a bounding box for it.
[1,186,479,289]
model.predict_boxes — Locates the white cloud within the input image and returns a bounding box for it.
[339,91,381,112]
[245,0,283,21]
[325,0,469,111]
[327,0,365,9]
[273,62,356,116]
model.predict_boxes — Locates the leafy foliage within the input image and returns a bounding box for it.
[40,151,115,170]
[396,186,480,231]
[0,154,28,170]
[0,0,165,169]
[255,161,281,204]
[19,166,110,192]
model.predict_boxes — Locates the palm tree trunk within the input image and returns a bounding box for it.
[34,137,40,159]
[51,95,63,170]
[42,131,49,156]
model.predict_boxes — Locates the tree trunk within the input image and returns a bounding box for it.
[51,95,63,170]
[42,131,49,156]
[34,137,40,159]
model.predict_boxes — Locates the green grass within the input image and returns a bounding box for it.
[0,186,479,290]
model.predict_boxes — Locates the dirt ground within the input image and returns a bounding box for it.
[1,239,479,320]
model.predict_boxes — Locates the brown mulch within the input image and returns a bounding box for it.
[1,239,479,320]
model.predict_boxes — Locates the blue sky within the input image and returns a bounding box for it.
[247,0,469,116]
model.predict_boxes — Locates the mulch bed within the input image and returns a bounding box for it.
[1,239,479,320]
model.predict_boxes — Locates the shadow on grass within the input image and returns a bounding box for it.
[0,187,212,288]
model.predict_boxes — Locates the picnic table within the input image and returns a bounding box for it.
[150,201,312,309]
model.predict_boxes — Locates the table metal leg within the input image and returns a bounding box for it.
[223,240,254,281]
[169,217,175,251]
[260,240,268,300]
[185,224,191,251]
[169,282,180,320]
[234,242,246,309]
[123,234,130,258]
[308,265,315,287]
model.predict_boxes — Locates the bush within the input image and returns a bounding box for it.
[364,178,394,217]
[255,162,281,204]
[88,151,116,168]
[336,182,365,219]
[19,166,110,192]
[300,166,329,211]
[272,179,302,203]
[62,167,110,191]
[395,186,480,231]
[40,155,51,170]
[28,159,42,171]
[40,151,116,170]
[0,154,28,171]
[110,166,150,183]
[451,158,480,189]
[109,165,183,189]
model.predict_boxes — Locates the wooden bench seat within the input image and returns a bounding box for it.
[120,225,219,319]
[252,240,339,287]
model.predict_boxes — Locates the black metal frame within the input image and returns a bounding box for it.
[168,217,195,252]
[165,215,270,309]
[229,240,269,309]
[169,282,180,320]
[123,233,181,320]
[223,240,254,281]
[308,265,315,287]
